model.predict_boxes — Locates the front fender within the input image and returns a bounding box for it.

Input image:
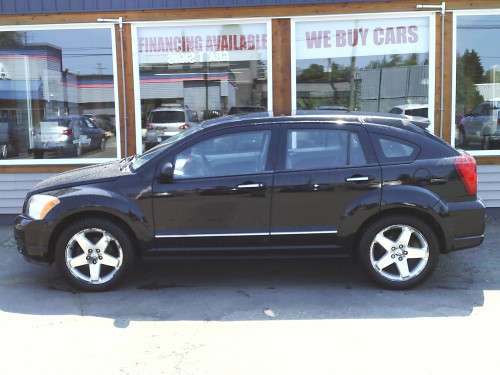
[43,186,153,252]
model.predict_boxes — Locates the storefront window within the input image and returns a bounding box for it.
[293,15,433,129]
[0,26,119,163]
[133,21,271,152]
[454,12,500,153]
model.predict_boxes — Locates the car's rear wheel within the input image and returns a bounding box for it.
[99,137,106,150]
[481,136,490,150]
[0,144,7,158]
[55,218,134,292]
[357,215,439,290]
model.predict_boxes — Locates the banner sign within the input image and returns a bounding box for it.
[137,23,268,65]
[295,17,429,59]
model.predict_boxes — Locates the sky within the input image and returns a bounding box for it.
[456,14,500,73]
[29,28,114,75]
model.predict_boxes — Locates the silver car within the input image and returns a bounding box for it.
[30,116,106,158]
[144,105,199,150]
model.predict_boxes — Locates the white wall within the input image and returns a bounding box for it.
[1,166,499,215]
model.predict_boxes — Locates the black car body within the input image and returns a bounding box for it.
[14,112,486,291]
[30,115,106,158]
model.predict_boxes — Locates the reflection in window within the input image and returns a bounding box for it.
[455,14,500,152]
[286,129,366,170]
[0,27,118,161]
[372,134,420,163]
[174,130,271,178]
[294,17,430,122]
[136,22,269,152]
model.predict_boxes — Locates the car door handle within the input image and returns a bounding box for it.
[345,176,372,182]
[237,183,265,189]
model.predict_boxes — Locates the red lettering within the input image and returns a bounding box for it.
[240,35,247,50]
[348,29,358,47]
[148,37,157,52]
[373,28,384,45]
[157,37,165,52]
[247,34,255,50]
[306,31,324,49]
[396,26,407,44]
[358,28,369,45]
[384,27,396,44]
[408,25,419,43]
[174,36,182,52]
[164,37,174,52]
[336,30,346,47]
[195,36,203,52]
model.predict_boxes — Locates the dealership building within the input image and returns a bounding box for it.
[0,0,499,217]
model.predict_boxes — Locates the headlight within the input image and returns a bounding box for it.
[27,194,60,220]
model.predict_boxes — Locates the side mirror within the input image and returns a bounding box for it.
[158,162,174,183]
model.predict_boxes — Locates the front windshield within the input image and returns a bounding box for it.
[131,125,202,170]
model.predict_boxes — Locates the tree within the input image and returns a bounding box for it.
[456,49,485,114]
[296,63,325,82]
[0,31,25,47]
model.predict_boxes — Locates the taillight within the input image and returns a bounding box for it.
[454,154,477,196]
[147,124,154,130]
[61,129,73,136]
[179,124,190,130]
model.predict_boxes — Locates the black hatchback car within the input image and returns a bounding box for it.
[14,113,485,291]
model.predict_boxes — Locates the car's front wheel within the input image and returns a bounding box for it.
[55,218,134,291]
[99,137,106,150]
[357,215,439,290]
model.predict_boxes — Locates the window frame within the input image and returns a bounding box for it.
[452,9,500,156]
[131,18,273,154]
[290,12,436,134]
[0,22,121,165]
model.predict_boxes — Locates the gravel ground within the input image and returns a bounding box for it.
[1,215,499,375]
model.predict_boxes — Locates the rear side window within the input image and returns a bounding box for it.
[371,133,420,163]
[285,129,367,170]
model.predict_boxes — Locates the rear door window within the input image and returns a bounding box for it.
[284,129,367,170]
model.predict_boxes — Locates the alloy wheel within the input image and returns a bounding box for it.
[369,224,429,282]
[64,227,123,285]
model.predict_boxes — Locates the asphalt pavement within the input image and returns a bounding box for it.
[1,212,500,375]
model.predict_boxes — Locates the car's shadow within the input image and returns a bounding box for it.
[2,219,499,325]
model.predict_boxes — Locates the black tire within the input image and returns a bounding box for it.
[55,218,134,292]
[0,144,7,158]
[74,143,83,157]
[33,150,44,159]
[357,215,439,290]
[481,136,490,150]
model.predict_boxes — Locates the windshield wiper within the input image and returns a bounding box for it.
[120,155,137,171]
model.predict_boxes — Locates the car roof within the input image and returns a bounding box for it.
[392,104,428,110]
[152,105,187,112]
[201,111,430,133]
[42,116,82,120]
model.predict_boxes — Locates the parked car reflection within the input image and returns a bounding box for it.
[0,113,20,158]
[457,100,500,149]
[30,115,106,158]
